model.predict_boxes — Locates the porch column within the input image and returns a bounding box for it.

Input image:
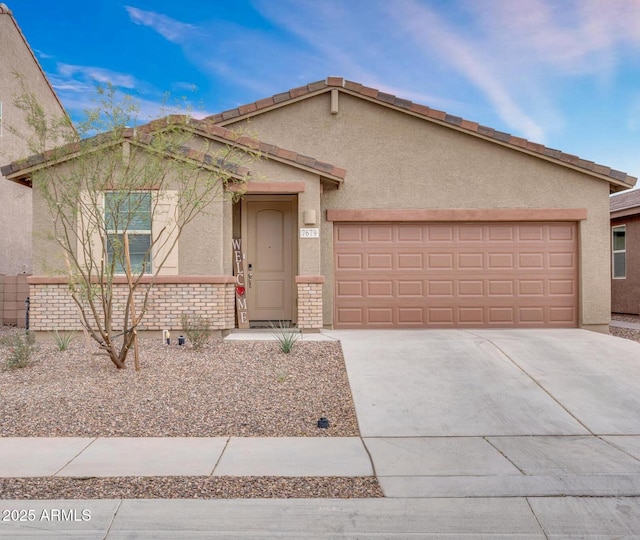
[295,275,325,330]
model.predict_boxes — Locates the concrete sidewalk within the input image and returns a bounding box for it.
[2,434,640,498]
[0,437,372,478]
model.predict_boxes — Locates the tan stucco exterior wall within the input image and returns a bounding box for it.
[32,139,325,285]
[227,92,612,329]
[0,8,67,275]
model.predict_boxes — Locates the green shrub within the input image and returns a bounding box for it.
[180,314,212,350]
[0,331,38,370]
[52,330,76,351]
[271,321,301,353]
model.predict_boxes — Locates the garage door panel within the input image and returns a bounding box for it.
[398,225,424,242]
[458,253,484,269]
[334,222,578,328]
[428,307,455,324]
[398,308,424,324]
[336,281,363,298]
[367,281,393,297]
[518,225,545,241]
[398,280,424,297]
[489,280,514,296]
[518,253,545,269]
[428,253,454,269]
[367,253,393,269]
[548,225,575,241]
[549,252,574,268]
[488,253,514,268]
[458,280,483,296]
[428,280,454,296]
[519,307,545,323]
[428,226,454,241]
[457,225,484,242]
[549,280,574,295]
[398,253,423,269]
[336,253,363,270]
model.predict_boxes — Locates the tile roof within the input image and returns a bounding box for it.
[1,117,346,184]
[610,189,640,213]
[206,77,636,190]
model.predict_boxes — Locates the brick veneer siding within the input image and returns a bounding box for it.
[295,275,324,329]
[27,276,236,332]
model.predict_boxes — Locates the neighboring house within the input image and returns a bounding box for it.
[0,3,67,275]
[2,77,637,334]
[610,189,640,314]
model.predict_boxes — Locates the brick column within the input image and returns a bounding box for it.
[295,275,325,330]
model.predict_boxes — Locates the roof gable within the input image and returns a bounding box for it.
[207,77,636,192]
[1,117,346,186]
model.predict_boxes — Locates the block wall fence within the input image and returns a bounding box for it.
[0,274,30,327]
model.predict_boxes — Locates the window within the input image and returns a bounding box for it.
[612,225,626,279]
[105,191,152,274]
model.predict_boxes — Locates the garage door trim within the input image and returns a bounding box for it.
[327,208,588,222]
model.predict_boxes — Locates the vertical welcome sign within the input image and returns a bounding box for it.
[232,238,249,329]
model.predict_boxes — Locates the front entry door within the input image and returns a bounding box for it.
[246,199,293,321]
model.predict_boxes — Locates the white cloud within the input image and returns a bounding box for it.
[57,63,138,89]
[124,6,196,44]
[390,0,546,141]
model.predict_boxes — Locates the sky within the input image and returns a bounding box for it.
[8,0,640,180]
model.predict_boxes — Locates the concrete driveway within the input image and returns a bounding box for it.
[325,328,640,499]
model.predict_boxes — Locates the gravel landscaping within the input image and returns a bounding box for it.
[0,326,384,499]
[610,313,640,342]
[0,476,383,499]
[0,327,359,438]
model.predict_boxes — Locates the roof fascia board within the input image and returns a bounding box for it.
[611,207,640,219]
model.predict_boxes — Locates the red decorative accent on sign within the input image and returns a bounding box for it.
[236,286,245,296]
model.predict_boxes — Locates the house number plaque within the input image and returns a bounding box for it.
[232,238,250,329]
[300,228,320,238]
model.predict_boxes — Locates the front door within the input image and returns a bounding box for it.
[246,199,294,321]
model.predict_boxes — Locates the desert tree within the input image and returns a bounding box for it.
[10,84,254,369]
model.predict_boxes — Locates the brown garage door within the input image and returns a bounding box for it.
[334,222,578,328]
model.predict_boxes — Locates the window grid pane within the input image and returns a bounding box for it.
[105,191,152,274]
[612,226,626,279]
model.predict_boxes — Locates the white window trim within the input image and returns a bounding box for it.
[612,225,626,279]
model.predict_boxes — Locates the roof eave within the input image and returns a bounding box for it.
[611,206,640,219]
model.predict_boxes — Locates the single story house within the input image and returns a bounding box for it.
[610,189,640,314]
[2,77,637,334]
